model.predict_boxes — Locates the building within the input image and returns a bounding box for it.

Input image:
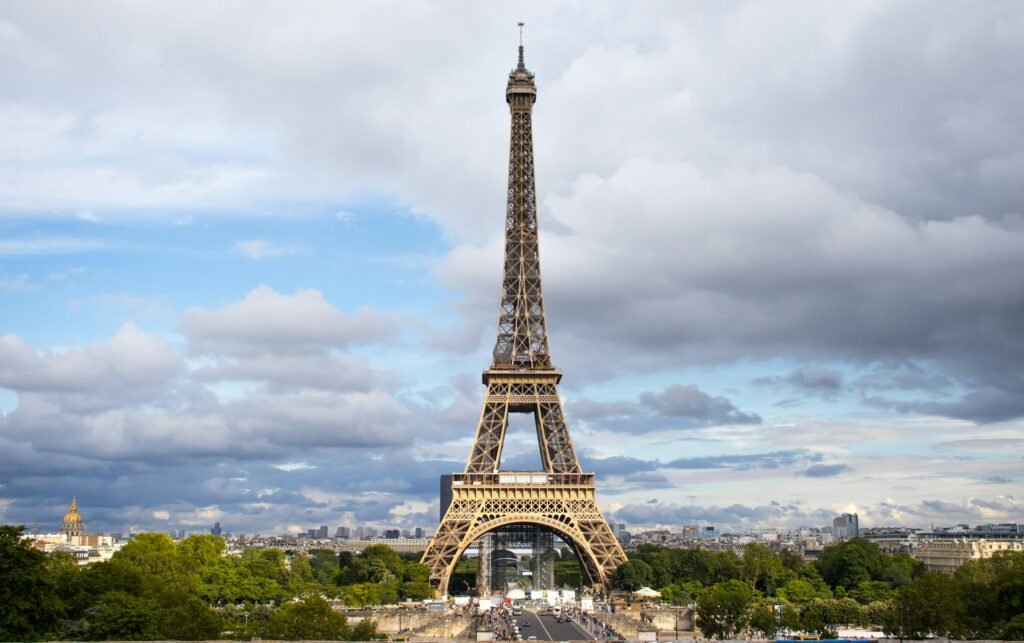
[440,474,454,521]
[318,525,329,539]
[383,529,401,539]
[211,522,222,536]
[915,539,1024,573]
[59,498,85,541]
[414,526,424,538]
[700,526,720,541]
[335,526,351,539]
[833,513,859,540]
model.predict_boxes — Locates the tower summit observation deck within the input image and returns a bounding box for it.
[420,30,627,597]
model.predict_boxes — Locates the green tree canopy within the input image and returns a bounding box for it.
[0,525,64,641]
[612,559,654,591]
[352,545,405,584]
[84,591,161,641]
[884,571,964,639]
[696,579,753,639]
[263,594,349,640]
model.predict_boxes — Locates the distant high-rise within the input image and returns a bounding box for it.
[439,474,454,521]
[833,513,859,540]
[335,526,351,539]
[318,525,329,539]
[414,527,424,538]
[384,529,401,539]
[210,521,222,536]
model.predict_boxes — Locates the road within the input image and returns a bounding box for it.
[512,608,593,641]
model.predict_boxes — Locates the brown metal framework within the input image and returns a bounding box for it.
[421,42,627,596]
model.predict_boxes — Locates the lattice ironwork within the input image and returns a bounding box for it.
[421,40,627,597]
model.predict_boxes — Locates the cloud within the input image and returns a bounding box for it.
[0,274,39,292]
[2,3,1023,535]
[639,385,762,424]
[801,463,851,478]
[180,286,397,356]
[612,495,1024,531]
[754,367,844,398]
[932,438,1024,451]
[0,237,105,255]
[0,323,181,410]
[664,450,821,472]
[234,239,298,259]
[569,384,761,432]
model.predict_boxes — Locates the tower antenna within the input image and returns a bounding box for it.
[518,22,524,46]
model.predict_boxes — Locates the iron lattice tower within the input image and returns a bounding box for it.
[421,37,627,596]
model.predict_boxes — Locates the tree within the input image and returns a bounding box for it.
[353,545,405,584]
[308,549,342,585]
[696,579,753,639]
[264,594,349,640]
[112,532,197,597]
[613,560,654,591]
[401,581,435,600]
[176,534,226,571]
[0,525,64,641]
[884,572,964,639]
[343,582,383,608]
[159,593,222,640]
[777,577,831,604]
[999,613,1024,641]
[84,591,161,641]
[816,540,882,590]
[350,618,382,640]
[850,579,894,604]
[742,543,786,595]
[402,560,430,583]
[748,602,800,639]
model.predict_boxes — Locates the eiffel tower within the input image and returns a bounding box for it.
[421,33,628,596]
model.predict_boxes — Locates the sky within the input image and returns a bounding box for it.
[1,1,1023,537]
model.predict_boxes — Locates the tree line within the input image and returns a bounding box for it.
[5,524,1024,641]
[0,525,435,641]
[614,538,1024,639]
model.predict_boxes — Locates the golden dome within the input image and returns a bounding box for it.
[61,497,83,525]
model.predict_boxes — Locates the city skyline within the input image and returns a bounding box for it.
[1,2,1023,536]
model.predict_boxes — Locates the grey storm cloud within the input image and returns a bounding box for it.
[754,367,844,398]
[568,384,761,432]
[800,464,851,478]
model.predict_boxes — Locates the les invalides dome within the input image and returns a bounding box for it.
[59,497,85,539]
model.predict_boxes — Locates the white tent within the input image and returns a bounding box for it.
[632,586,661,598]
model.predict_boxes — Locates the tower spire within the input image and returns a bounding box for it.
[497,25,544,370]
[517,22,525,69]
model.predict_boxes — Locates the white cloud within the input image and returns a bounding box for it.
[271,462,316,472]
[233,239,297,259]
[0,274,38,292]
[180,286,397,356]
